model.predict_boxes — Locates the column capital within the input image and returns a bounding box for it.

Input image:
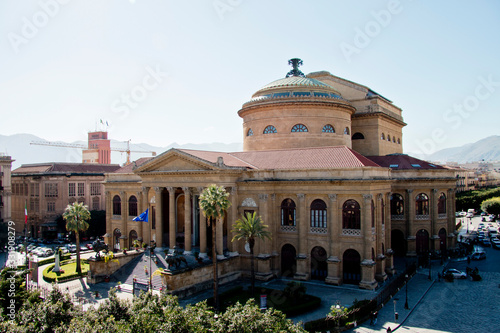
[377,193,383,201]
[182,187,191,195]
[141,186,149,192]
[258,194,268,202]
[297,193,305,200]
[136,191,142,197]
[197,186,204,194]
[328,194,337,202]
[119,191,125,197]
[363,194,372,201]
[166,186,174,192]
[271,193,276,201]
[154,187,162,193]
[231,187,237,195]
[432,188,438,194]
[406,189,413,194]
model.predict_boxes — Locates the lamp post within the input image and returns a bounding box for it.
[428,252,432,280]
[404,273,409,309]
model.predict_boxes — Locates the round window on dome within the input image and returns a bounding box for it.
[263,125,277,134]
[322,124,335,133]
[291,124,308,132]
[247,128,253,136]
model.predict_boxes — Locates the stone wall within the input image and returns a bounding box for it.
[87,250,143,284]
[161,256,241,298]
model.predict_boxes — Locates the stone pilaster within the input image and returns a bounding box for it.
[359,259,377,290]
[198,187,207,257]
[119,191,128,250]
[104,191,112,246]
[362,194,373,260]
[325,256,341,285]
[228,187,238,256]
[297,193,306,257]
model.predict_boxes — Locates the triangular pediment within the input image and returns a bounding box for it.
[133,149,220,173]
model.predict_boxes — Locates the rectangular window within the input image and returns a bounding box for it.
[68,183,75,197]
[47,201,55,212]
[30,198,40,213]
[78,183,85,196]
[45,183,58,197]
[90,183,101,196]
[151,206,156,230]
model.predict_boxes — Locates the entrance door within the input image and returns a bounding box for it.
[343,249,361,284]
[281,244,297,277]
[310,246,328,280]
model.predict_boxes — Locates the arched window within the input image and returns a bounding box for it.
[263,125,277,134]
[112,195,121,215]
[392,136,396,143]
[344,127,350,135]
[381,133,385,140]
[310,199,327,228]
[322,124,335,133]
[390,194,404,216]
[281,199,296,226]
[352,132,365,140]
[291,124,308,132]
[92,197,100,210]
[247,128,253,136]
[416,193,429,216]
[397,138,401,144]
[342,200,360,229]
[128,195,138,216]
[438,193,446,214]
[387,135,391,141]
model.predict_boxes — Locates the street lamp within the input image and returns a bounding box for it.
[428,252,432,280]
[404,273,409,309]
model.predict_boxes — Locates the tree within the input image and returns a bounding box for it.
[481,197,500,216]
[199,184,231,312]
[231,212,271,294]
[63,202,90,274]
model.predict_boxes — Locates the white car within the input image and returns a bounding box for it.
[459,212,467,217]
[443,268,467,279]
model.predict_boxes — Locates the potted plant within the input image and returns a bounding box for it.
[133,240,140,250]
[142,243,147,250]
[117,281,121,291]
[123,248,127,255]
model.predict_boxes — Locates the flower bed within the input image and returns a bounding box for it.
[42,259,89,283]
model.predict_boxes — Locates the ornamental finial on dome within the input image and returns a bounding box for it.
[286,58,305,78]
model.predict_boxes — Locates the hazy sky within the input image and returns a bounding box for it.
[1,0,499,156]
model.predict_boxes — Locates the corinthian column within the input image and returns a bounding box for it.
[167,187,176,253]
[154,187,163,247]
[183,187,192,253]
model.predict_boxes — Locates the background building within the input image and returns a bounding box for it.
[0,154,13,248]
[104,60,457,290]
[11,163,120,239]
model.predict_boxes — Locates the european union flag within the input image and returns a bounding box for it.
[133,209,149,222]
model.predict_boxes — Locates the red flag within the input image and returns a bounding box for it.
[25,202,28,224]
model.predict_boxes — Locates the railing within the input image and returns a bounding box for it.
[415,214,429,220]
[438,213,447,219]
[310,227,327,234]
[280,225,297,232]
[391,215,404,220]
[342,228,361,236]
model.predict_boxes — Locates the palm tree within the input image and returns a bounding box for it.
[231,212,271,295]
[199,184,231,311]
[62,202,90,274]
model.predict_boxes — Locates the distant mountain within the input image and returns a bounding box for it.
[409,135,500,163]
[0,134,243,169]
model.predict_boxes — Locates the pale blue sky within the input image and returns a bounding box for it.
[1,0,499,156]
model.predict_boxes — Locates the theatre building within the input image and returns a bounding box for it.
[104,59,456,290]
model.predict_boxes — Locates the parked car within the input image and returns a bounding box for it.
[459,211,467,217]
[482,239,491,247]
[443,268,467,279]
[86,243,93,250]
[66,244,77,253]
[471,252,486,260]
[491,239,500,249]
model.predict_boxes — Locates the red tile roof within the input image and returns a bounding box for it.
[114,157,154,173]
[13,163,121,174]
[180,146,380,170]
[365,154,445,170]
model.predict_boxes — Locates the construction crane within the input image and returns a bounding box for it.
[30,139,156,165]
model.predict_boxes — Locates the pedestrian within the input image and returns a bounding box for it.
[370,312,374,325]
[374,311,378,325]
[387,327,392,333]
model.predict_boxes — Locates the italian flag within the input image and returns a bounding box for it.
[25,202,28,224]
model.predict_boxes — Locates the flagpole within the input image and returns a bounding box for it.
[149,209,152,293]
[24,200,28,290]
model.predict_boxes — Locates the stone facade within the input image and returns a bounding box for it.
[104,60,456,290]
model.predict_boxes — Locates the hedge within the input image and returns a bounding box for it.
[42,259,89,283]
[37,254,72,267]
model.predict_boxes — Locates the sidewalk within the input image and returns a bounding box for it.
[351,262,442,333]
